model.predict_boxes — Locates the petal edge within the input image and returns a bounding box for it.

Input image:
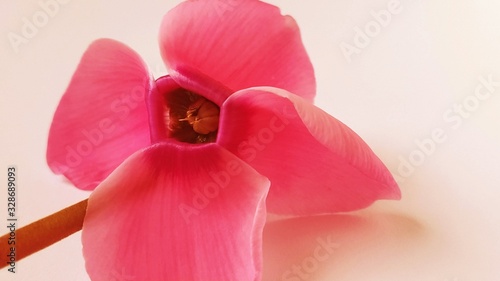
[218,87,400,215]
[159,0,316,101]
[82,143,270,281]
[46,38,152,190]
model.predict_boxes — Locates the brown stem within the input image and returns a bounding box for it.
[1,199,88,269]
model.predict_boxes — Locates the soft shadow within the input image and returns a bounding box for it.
[262,211,427,281]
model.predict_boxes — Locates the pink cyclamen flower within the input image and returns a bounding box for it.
[46,1,400,280]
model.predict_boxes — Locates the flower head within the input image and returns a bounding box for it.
[46,1,400,280]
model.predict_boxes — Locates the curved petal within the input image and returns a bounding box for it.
[82,143,270,281]
[46,38,152,190]
[217,87,400,215]
[159,0,315,102]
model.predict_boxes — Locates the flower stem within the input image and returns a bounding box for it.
[0,199,88,269]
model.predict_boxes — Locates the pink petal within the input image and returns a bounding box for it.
[159,0,315,102]
[46,39,152,190]
[82,143,270,281]
[217,87,400,215]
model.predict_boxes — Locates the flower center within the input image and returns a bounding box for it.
[166,90,220,144]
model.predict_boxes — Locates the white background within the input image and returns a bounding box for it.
[1,0,500,280]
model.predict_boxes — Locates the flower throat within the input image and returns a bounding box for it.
[166,90,220,144]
